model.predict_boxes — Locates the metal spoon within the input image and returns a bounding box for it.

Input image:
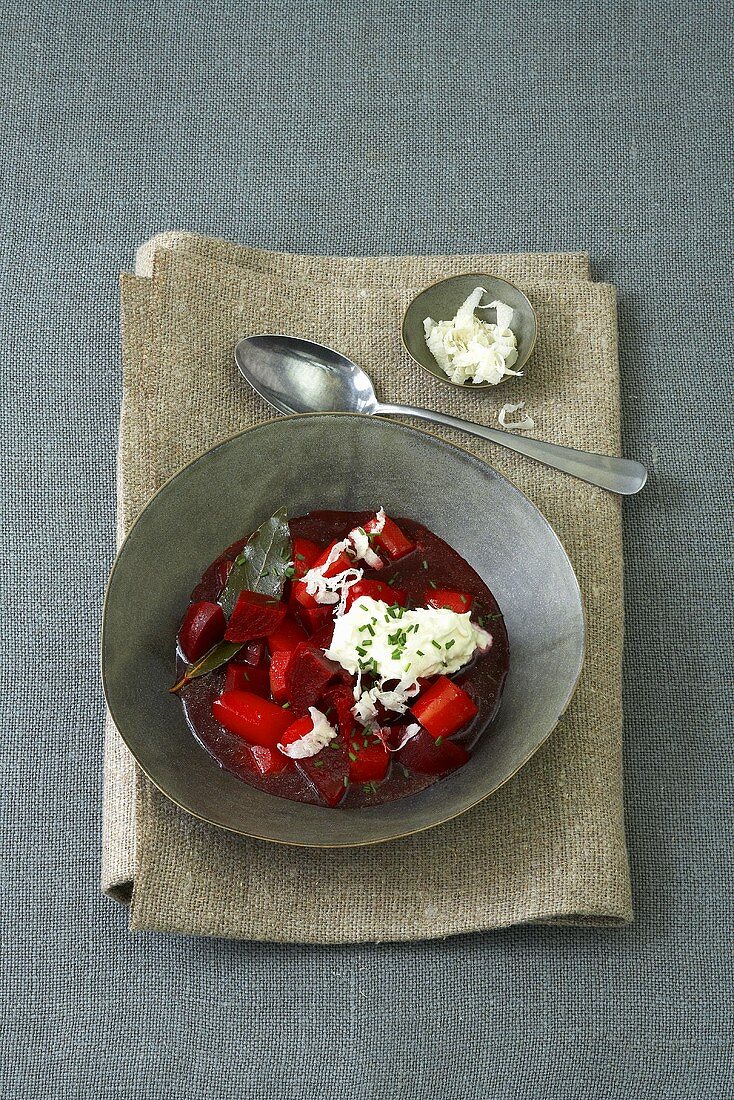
[234,335,647,495]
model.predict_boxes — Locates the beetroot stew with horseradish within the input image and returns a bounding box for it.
[172,509,509,809]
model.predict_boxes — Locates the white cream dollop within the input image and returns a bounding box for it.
[277,707,338,759]
[325,596,492,687]
[423,287,520,386]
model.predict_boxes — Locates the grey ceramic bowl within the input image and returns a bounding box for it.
[401,273,537,389]
[102,414,584,847]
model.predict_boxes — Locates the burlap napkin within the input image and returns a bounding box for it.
[102,232,632,940]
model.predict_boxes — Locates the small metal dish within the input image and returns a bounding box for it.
[401,273,538,390]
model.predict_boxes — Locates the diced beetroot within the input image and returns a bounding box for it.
[277,714,315,751]
[269,649,292,704]
[293,601,335,635]
[398,728,471,776]
[410,676,478,739]
[312,540,353,577]
[215,558,234,593]
[426,588,474,614]
[291,579,319,609]
[178,600,226,663]
[322,684,357,741]
[224,662,271,697]
[267,615,307,655]
[285,642,339,711]
[364,515,416,560]
[212,690,293,749]
[296,736,350,807]
[248,743,291,777]
[224,591,287,642]
[344,579,407,612]
[291,537,321,578]
[348,738,390,784]
[241,640,266,666]
[309,618,336,651]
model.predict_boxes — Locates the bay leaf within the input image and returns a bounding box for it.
[220,507,292,615]
[170,640,244,693]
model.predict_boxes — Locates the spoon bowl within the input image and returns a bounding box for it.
[235,334,378,415]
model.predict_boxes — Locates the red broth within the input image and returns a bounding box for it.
[176,511,509,808]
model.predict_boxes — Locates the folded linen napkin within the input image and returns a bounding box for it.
[102,233,631,940]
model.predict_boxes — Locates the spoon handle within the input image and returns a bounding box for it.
[376,403,647,495]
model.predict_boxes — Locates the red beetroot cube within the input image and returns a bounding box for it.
[364,515,416,560]
[248,743,291,778]
[344,579,407,612]
[178,601,226,663]
[267,616,307,656]
[426,588,474,614]
[398,729,470,776]
[224,591,287,642]
[212,690,293,749]
[285,642,340,711]
[296,738,350,807]
[311,541,353,577]
[269,650,292,704]
[224,662,270,697]
[291,537,321,578]
[410,676,478,740]
[322,684,357,741]
[348,738,390,784]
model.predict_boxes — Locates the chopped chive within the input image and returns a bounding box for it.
[435,736,444,746]
[343,776,350,787]
[432,640,441,650]
[348,752,357,761]
[416,649,424,656]
[445,639,455,650]
[314,760,324,768]
[461,595,468,605]
[422,559,428,570]
[296,552,305,561]
[429,580,438,589]
[282,702,291,709]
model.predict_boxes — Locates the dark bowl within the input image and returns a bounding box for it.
[102,414,584,847]
[401,273,537,389]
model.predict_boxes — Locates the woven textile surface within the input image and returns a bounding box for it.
[104,238,628,938]
[1,1,732,1097]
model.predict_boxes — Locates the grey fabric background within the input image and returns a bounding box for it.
[1,1,731,1097]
